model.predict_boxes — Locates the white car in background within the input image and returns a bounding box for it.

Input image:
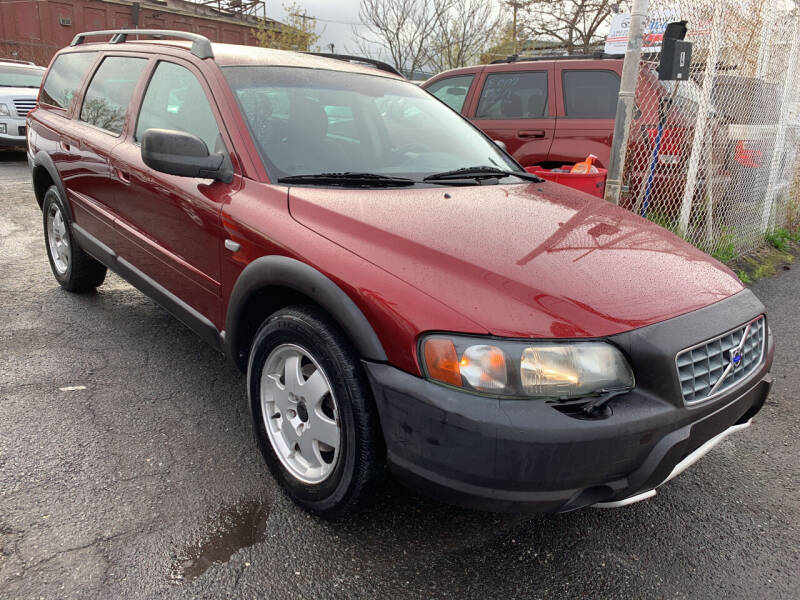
[0,59,45,149]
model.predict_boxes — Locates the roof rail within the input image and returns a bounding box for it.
[303,52,403,77]
[0,58,37,66]
[490,51,624,64]
[70,29,214,60]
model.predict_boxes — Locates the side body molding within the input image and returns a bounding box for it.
[70,224,223,353]
[225,256,387,367]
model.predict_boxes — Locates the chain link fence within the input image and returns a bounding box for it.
[619,0,800,259]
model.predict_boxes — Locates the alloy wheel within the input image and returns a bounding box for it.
[260,343,341,484]
[46,203,70,275]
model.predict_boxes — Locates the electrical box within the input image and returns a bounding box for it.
[658,21,692,81]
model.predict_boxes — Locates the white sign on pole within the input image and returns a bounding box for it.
[605,8,681,55]
[605,14,632,54]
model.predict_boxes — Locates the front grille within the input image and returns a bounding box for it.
[676,316,766,405]
[13,99,36,118]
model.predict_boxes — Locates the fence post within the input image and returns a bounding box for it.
[603,0,649,205]
[677,1,724,237]
[755,6,772,79]
[760,15,800,234]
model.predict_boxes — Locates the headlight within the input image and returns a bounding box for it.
[420,334,634,399]
[0,103,9,116]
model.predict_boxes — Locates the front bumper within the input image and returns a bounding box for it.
[0,117,27,147]
[365,289,773,513]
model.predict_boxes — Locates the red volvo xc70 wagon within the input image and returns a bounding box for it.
[27,31,773,519]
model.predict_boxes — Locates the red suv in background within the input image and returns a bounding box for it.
[423,55,627,169]
[28,31,772,519]
[422,54,716,210]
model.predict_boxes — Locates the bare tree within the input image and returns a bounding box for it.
[355,0,501,75]
[354,0,444,77]
[521,1,624,55]
[425,1,502,71]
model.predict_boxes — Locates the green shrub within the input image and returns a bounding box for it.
[646,211,682,238]
[736,270,752,284]
[711,234,737,263]
[765,228,791,251]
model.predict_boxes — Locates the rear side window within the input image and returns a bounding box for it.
[562,70,620,118]
[40,52,97,109]
[135,61,222,153]
[425,75,475,112]
[475,72,548,119]
[80,56,147,135]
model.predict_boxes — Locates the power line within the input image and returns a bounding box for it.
[288,13,365,27]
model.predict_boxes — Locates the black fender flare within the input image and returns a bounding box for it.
[31,151,71,220]
[224,255,387,367]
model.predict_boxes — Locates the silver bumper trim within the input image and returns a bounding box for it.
[592,419,752,509]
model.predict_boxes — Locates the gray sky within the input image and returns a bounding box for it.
[272,1,371,56]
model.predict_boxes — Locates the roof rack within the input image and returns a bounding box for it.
[70,29,214,60]
[303,52,403,77]
[0,58,37,66]
[490,51,624,64]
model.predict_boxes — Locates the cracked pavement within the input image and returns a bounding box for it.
[0,150,798,599]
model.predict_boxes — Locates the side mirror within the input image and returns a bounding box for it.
[494,139,507,151]
[141,128,233,184]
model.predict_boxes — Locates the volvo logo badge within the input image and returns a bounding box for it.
[731,349,743,368]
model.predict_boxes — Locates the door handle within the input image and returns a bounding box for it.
[59,138,78,152]
[518,130,546,139]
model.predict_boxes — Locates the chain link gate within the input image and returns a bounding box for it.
[617,0,800,259]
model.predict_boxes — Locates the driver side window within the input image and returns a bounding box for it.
[135,62,223,154]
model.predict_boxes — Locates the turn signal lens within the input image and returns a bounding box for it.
[460,345,507,391]
[423,338,462,387]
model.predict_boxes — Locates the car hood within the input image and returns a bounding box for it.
[289,182,743,338]
[0,86,38,98]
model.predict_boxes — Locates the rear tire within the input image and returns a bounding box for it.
[42,185,106,292]
[248,305,384,519]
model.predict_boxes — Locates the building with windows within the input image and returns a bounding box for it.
[0,0,283,66]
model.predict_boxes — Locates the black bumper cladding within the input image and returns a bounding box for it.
[364,289,774,513]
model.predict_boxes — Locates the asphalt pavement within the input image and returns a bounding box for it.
[0,150,798,599]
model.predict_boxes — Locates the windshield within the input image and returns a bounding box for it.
[223,66,518,182]
[0,65,44,88]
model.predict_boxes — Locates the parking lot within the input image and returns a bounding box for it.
[0,148,798,599]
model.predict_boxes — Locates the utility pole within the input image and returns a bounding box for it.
[289,10,318,50]
[512,4,517,54]
[603,0,650,205]
[290,11,316,28]
[504,2,527,55]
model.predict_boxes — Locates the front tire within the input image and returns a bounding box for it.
[42,186,106,292]
[248,306,384,519]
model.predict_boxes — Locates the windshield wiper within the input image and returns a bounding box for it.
[278,172,416,187]
[423,166,543,183]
